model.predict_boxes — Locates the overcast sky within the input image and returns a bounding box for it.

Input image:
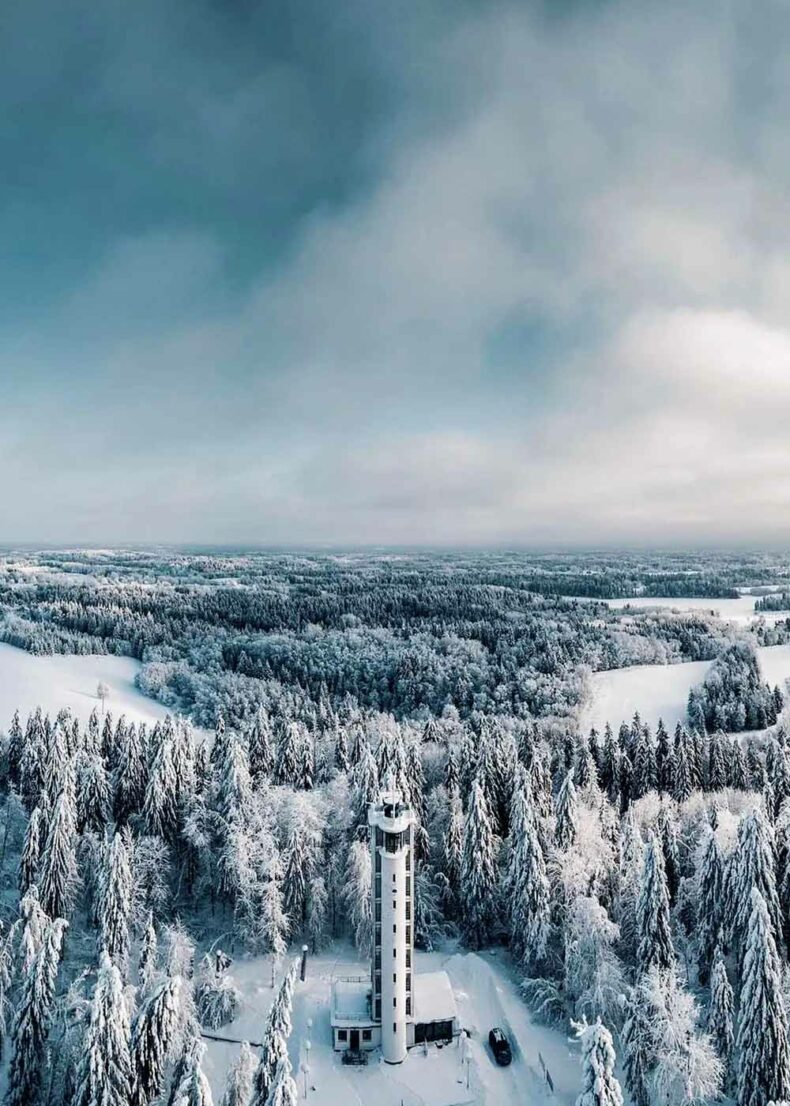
[3,0,790,546]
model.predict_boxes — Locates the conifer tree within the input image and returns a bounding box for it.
[709,731,727,791]
[76,751,110,834]
[215,734,252,823]
[98,830,133,975]
[248,709,274,787]
[221,1042,254,1106]
[730,807,782,957]
[636,832,674,975]
[555,771,578,851]
[275,724,301,788]
[37,782,78,919]
[113,722,148,825]
[655,720,672,794]
[708,948,733,1090]
[130,976,182,1106]
[736,888,790,1106]
[658,805,680,905]
[575,1021,624,1106]
[5,917,67,1106]
[138,912,159,994]
[142,728,180,839]
[621,982,654,1106]
[509,790,550,968]
[461,777,498,948]
[673,726,693,804]
[19,803,47,896]
[74,952,132,1106]
[263,1057,298,1106]
[251,962,297,1106]
[171,1040,214,1106]
[696,826,724,983]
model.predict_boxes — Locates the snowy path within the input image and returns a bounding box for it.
[201,944,578,1106]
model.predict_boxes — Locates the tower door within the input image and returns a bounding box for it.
[350,1029,360,1050]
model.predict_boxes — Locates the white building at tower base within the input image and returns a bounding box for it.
[330,789,459,1062]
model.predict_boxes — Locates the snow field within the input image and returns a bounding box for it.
[582,643,790,734]
[201,945,579,1106]
[0,641,202,735]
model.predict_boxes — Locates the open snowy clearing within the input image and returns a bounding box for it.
[582,643,790,734]
[0,641,178,732]
[202,944,578,1106]
[599,594,788,625]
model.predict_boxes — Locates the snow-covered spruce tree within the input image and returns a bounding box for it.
[342,839,372,958]
[736,887,790,1106]
[350,738,378,836]
[631,728,656,803]
[708,947,734,1090]
[37,781,79,920]
[248,708,274,788]
[555,770,578,850]
[113,721,148,826]
[142,726,180,840]
[214,733,252,823]
[622,979,655,1106]
[5,917,67,1106]
[138,912,159,994]
[575,1021,624,1106]
[275,723,302,788]
[130,975,182,1106]
[508,788,550,968]
[617,814,644,966]
[171,1040,214,1106]
[729,807,783,959]
[251,962,298,1106]
[19,801,47,896]
[220,1042,254,1106]
[461,777,498,948]
[672,727,693,805]
[636,832,674,976]
[17,885,48,976]
[259,862,290,980]
[76,750,110,834]
[262,1056,298,1106]
[73,952,131,1106]
[97,829,133,975]
[657,805,680,906]
[443,788,464,910]
[695,826,724,983]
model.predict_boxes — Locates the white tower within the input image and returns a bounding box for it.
[369,788,415,1063]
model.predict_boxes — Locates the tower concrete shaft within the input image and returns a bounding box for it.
[369,789,415,1064]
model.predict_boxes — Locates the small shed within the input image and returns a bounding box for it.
[330,978,380,1054]
[413,970,459,1044]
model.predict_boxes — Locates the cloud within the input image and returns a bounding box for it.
[3,0,790,544]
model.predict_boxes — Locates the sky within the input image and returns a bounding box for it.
[3,0,790,547]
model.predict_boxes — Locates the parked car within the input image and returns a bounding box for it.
[488,1027,512,1066]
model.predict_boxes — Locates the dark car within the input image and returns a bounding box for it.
[488,1027,512,1066]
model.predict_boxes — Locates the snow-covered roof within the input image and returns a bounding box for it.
[330,979,376,1027]
[414,970,458,1025]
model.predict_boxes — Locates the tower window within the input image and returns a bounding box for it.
[406,998,412,1016]
[405,902,411,920]
[393,924,397,934]
[406,950,411,968]
[405,877,411,895]
[393,997,397,1007]
[393,973,397,983]
[393,1022,397,1034]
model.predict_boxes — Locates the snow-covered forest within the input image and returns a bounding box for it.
[1,549,790,1106]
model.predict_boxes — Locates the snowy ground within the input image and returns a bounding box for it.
[201,944,579,1106]
[0,641,180,733]
[581,643,790,734]
[599,594,788,626]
